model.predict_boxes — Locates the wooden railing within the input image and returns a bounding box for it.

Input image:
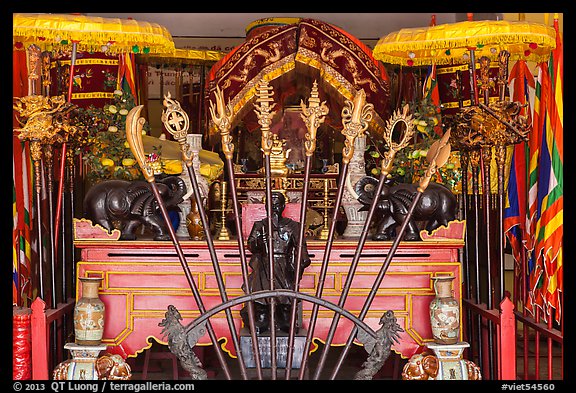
[514,307,563,380]
[30,297,75,380]
[463,296,516,380]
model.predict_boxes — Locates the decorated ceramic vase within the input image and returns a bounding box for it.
[429,275,459,345]
[74,277,105,345]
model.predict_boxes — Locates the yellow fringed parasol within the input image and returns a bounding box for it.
[136,48,226,68]
[13,13,175,55]
[373,19,556,66]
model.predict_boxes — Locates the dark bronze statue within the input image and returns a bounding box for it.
[355,176,457,241]
[83,176,187,240]
[240,192,311,334]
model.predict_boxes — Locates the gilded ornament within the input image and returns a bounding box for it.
[253,79,277,155]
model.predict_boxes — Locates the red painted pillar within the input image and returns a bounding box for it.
[31,298,49,380]
[13,306,32,379]
[499,296,516,379]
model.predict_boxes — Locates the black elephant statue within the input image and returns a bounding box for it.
[355,176,457,241]
[83,176,187,240]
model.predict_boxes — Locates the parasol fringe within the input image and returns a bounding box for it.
[13,13,175,54]
[374,51,554,67]
[373,20,557,66]
[374,21,556,53]
[374,31,556,54]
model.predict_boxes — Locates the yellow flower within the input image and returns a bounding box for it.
[119,108,129,116]
[124,141,130,149]
[122,158,136,167]
[101,158,115,167]
[416,124,428,133]
[108,105,118,114]
[108,126,118,133]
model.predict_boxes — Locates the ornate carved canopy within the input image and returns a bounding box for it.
[205,18,391,140]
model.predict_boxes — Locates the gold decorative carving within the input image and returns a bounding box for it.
[253,79,277,156]
[209,84,235,160]
[380,104,415,175]
[27,45,41,82]
[340,89,373,164]
[418,130,452,193]
[300,80,329,157]
[125,105,155,182]
[258,134,292,177]
[13,94,76,146]
[161,92,192,163]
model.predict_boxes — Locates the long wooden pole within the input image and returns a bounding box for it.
[162,93,250,380]
[299,89,371,380]
[284,81,328,379]
[126,105,233,380]
[209,85,264,379]
[253,79,278,379]
[53,41,78,265]
[328,130,452,379]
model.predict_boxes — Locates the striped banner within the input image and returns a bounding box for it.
[526,19,563,323]
[117,52,138,101]
[504,60,533,273]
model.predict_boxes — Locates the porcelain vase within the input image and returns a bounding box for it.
[74,277,105,346]
[429,275,459,345]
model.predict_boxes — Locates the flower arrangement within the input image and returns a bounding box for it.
[71,89,147,184]
[365,96,462,193]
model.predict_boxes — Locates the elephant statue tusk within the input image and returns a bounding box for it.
[345,172,360,200]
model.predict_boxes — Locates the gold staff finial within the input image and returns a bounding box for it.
[253,79,277,156]
[161,92,192,164]
[300,80,329,157]
[209,85,235,160]
[126,105,155,182]
[379,104,415,175]
[340,89,373,164]
[418,128,452,192]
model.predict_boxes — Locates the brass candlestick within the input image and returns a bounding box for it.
[212,181,231,241]
[318,178,332,240]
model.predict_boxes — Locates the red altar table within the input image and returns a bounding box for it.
[73,218,465,360]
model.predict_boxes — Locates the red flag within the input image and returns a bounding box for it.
[12,47,34,306]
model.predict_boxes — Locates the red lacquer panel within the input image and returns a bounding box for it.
[75,218,464,359]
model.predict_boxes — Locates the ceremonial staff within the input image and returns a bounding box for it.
[284,81,329,379]
[328,129,452,380]
[209,85,264,379]
[125,105,233,380]
[312,105,415,379]
[253,79,279,378]
[298,89,373,380]
[161,93,251,380]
